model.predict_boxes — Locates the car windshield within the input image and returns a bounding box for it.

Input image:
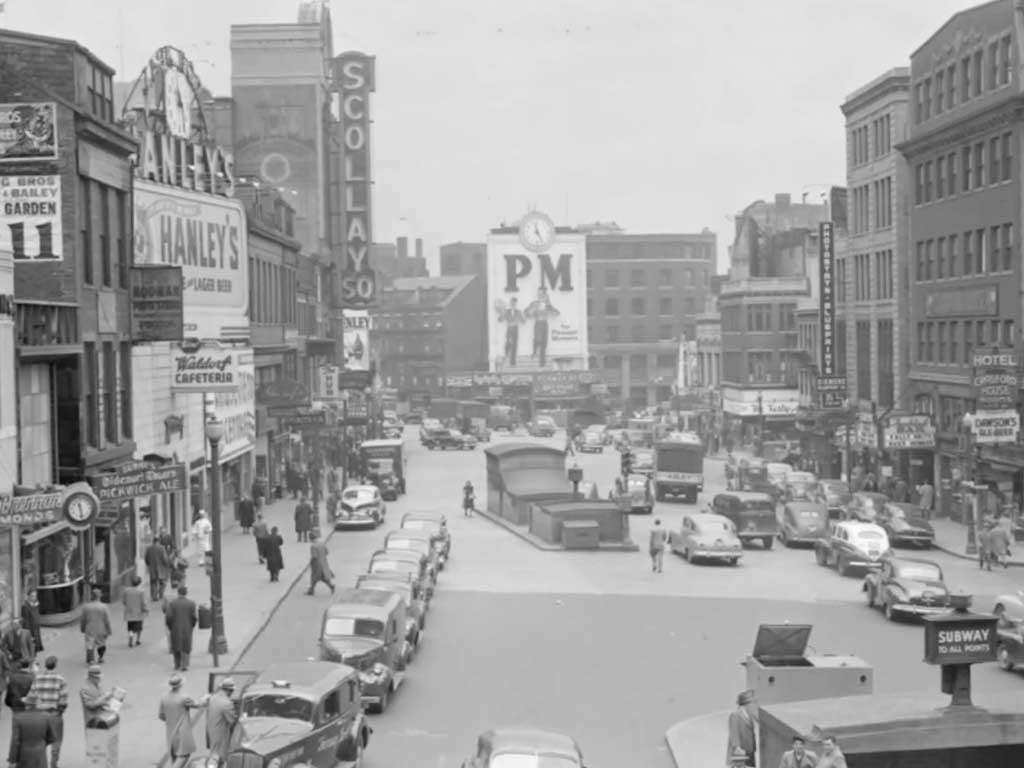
[766,463,792,476]
[403,520,439,533]
[241,694,313,722]
[822,483,851,503]
[491,754,579,768]
[797,508,825,520]
[343,489,376,503]
[894,563,942,581]
[363,584,412,605]
[324,617,384,638]
[388,539,426,553]
[740,501,772,514]
[698,520,732,535]
[537,417,555,426]
[371,560,416,575]
[856,530,885,540]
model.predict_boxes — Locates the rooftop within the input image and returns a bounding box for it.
[379,275,476,308]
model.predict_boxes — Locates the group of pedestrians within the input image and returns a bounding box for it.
[727,690,848,767]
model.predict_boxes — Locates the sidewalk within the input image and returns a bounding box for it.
[0,492,330,767]
[931,516,1024,567]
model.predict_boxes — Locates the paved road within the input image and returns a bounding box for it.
[237,429,1024,768]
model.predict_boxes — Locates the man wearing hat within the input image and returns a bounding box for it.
[25,656,68,768]
[79,666,113,728]
[306,530,335,596]
[726,690,757,767]
[206,678,238,765]
[158,673,197,765]
[7,694,56,768]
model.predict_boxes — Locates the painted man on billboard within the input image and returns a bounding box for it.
[525,286,560,368]
[494,296,525,367]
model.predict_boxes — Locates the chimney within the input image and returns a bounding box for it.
[774,193,791,208]
[415,238,423,261]
[397,237,409,261]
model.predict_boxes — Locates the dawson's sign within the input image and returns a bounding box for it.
[333,52,376,308]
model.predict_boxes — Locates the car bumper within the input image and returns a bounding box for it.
[890,602,954,616]
[892,533,934,544]
[786,532,826,544]
[580,446,602,452]
[334,517,378,528]
[739,532,776,540]
[846,558,884,569]
[692,549,742,560]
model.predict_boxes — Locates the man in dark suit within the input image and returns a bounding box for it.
[165,586,197,672]
[144,539,171,601]
[5,659,34,713]
[8,701,56,768]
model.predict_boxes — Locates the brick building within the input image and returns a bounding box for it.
[439,241,487,369]
[0,30,138,618]
[585,232,716,409]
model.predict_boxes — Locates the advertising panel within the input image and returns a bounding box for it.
[0,175,62,261]
[212,349,256,463]
[971,350,1019,411]
[972,410,1020,445]
[0,102,57,162]
[88,462,187,503]
[171,344,250,394]
[343,310,370,371]
[134,181,249,342]
[923,615,998,665]
[486,228,588,372]
[332,52,377,308]
[818,221,844,408]
[884,415,935,450]
[130,266,184,342]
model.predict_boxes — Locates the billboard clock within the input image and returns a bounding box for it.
[519,211,556,253]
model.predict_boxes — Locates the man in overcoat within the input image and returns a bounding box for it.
[307,530,335,595]
[158,673,197,765]
[237,494,255,534]
[79,590,111,665]
[205,678,238,764]
[145,538,172,601]
[7,699,56,768]
[165,586,197,672]
[294,494,313,543]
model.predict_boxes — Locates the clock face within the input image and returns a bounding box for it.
[518,212,556,253]
[65,493,97,525]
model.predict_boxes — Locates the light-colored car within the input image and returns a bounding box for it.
[632,449,654,475]
[669,512,743,565]
[335,485,386,529]
[815,520,890,576]
[993,591,1024,672]
[612,474,653,514]
[461,727,586,768]
[765,462,793,489]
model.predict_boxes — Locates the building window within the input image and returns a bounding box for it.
[657,325,673,341]
[947,63,957,107]
[83,341,98,447]
[877,319,894,407]
[631,325,645,343]
[836,257,847,303]
[630,269,644,287]
[683,267,693,287]
[935,236,946,279]
[963,320,973,364]
[1003,223,1014,271]
[1004,319,1016,347]
[948,234,959,278]
[925,240,934,281]
[963,230,973,275]
[631,297,645,315]
[854,253,870,299]
[631,354,647,373]
[975,229,985,272]
[990,226,1001,273]
[916,322,925,363]
[855,321,871,396]
[778,303,796,332]
[973,50,983,97]
[102,341,117,444]
[659,267,672,285]
[961,55,971,102]
[937,321,947,363]
[914,83,923,123]
[914,165,923,205]
[119,341,132,438]
[79,177,94,285]
[1001,35,1013,85]
[923,77,932,119]
[936,156,946,199]
[605,298,619,316]
[962,146,972,192]
[935,71,945,113]
[99,186,111,287]
[990,41,1000,90]
[1002,132,1013,181]
[974,141,985,187]
[835,319,847,375]
[746,305,771,332]
[115,190,128,289]
[874,250,893,299]
[875,177,892,227]
[946,150,956,195]
[915,241,924,282]
[990,136,1001,184]
[659,296,672,315]
[606,269,619,287]
[607,326,619,342]
[748,351,772,384]
[684,296,695,314]
[923,162,932,203]
[949,320,959,365]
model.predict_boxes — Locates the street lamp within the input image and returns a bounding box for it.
[205,417,229,665]
[961,412,979,556]
[756,391,765,457]
[568,463,583,498]
[842,399,854,484]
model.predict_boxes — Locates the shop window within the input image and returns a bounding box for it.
[24,528,86,620]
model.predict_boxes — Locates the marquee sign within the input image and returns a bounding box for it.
[818,221,844,408]
[332,52,377,308]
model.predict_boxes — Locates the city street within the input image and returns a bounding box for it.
[237,430,1024,768]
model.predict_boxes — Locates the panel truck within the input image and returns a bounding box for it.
[652,433,705,503]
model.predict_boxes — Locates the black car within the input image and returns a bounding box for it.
[875,502,935,548]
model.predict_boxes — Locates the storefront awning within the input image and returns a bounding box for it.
[22,520,70,546]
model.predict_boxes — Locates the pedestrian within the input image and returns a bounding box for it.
[989,515,1012,569]
[158,673,197,766]
[978,522,995,571]
[25,655,67,768]
[121,575,149,648]
[169,548,188,591]
[2,615,36,668]
[893,477,908,503]
[294,494,313,543]
[815,735,848,768]
[205,678,238,765]
[79,589,111,665]
[144,537,171,602]
[463,481,475,517]
[21,589,44,655]
[190,510,213,567]
[252,513,270,565]
[649,519,668,573]
[6,659,35,712]
[863,472,878,492]
[157,527,175,555]
[7,698,56,768]
[237,493,255,534]
[78,665,113,727]
[265,526,285,582]
[307,530,335,596]
[165,586,197,672]
[326,491,339,525]
[779,735,817,768]
[916,479,935,520]
[726,690,757,767]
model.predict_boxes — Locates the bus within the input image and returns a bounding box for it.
[652,432,704,503]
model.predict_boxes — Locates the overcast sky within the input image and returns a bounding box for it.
[2,0,972,272]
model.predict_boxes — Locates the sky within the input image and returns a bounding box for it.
[0,0,976,273]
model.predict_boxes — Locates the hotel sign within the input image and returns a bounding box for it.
[926,286,998,318]
[333,52,377,308]
[972,350,1019,411]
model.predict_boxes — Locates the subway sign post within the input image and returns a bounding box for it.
[922,596,998,707]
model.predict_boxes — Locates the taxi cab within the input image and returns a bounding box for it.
[814,520,890,576]
[612,474,654,514]
[219,661,371,768]
[335,485,386,530]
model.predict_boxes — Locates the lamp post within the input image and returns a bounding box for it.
[568,463,583,499]
[961,412,978,556]
[756,391,765,457]
[205,418,229,665]
[843,399,854,484]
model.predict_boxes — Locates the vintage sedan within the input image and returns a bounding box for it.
[219,662,371,768]
[632,449,655,476]
[669,512,742,565]
[778,501,829,547]
[875,501,935,548]
[578,430,605,453]
[993,591,1024,672]
[765,462,794,490]
[783,471,817,502]
[845,492,890,523]
[368,549,434,599]
[611,474,654,514]
[528,416,558,437]
[401,512,451,559]
[426,428,476,450]
[814,520,890,576]
[335,485,386,530]
[356,572,428,633]
[814,479,852,520]
[385,528,442,576]
[863,556,953,621]
[460,727,587,768]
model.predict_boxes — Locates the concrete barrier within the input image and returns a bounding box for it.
[665,710,733,768]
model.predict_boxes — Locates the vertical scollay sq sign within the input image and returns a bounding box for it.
[485,231,588,372]
[333,52,376,308]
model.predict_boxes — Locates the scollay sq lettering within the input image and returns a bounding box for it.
[339,55,375,306]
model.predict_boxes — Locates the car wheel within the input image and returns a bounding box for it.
[997,644,1015,671]
[815,547,827,566]
[685,548,695,564]
[884,600,895,622]
[865,585,875,608]
[837,555,849,576]
[372,688,390,714]
[729,558,739,566]
[762,537,774,550]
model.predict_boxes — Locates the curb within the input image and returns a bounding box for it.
[933,542,1024,568]
[474,506,640,553]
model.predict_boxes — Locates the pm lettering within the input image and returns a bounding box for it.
[504,253,573,292]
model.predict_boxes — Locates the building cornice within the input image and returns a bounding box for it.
[841,71,911,118]
[897,95,1024,157]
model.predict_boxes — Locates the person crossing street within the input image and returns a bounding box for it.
[649,520,668,573]
[463,481,476,517]
[307,530,335,595]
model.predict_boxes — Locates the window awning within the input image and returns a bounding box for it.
[22,520,71,546]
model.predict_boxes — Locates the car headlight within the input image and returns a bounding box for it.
[268,760,281,768]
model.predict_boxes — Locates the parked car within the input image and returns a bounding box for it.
[356,572,427,639]
[631,449,654,476]
[403,410,424,424]
[765,462,793,491]
[460,727,587,768]
[814,520,890,576]
[419,419,446,445]
[528,416,558,437]
[385,528,443,575]
[669,512,742,565]
[778,501,829,547]
[783,471,817,502]
[813,479,852,520]
[335,485,386,530]
[863,556,952,621]
[367,550,434,602]
[401,512,451,559]
[425,428,476,450]
[611,474,654,514]
[993,591,1024,672]
[874,501,935,548]
[220,662,371,768]
[711,491,778,549]
[845,492,890,523]
[579,430,605,453]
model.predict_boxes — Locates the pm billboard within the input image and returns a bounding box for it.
[486,225,588,372]
[133,181,249,342]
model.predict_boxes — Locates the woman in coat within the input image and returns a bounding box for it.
[264,527,285,582]
[20,589,43,654]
